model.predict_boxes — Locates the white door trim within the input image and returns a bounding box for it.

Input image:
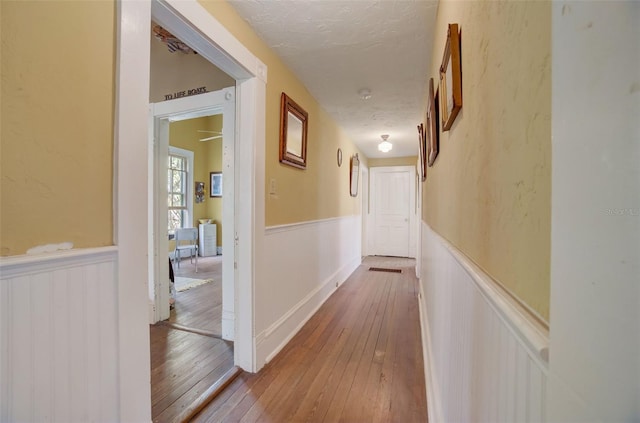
[149,89,234,325]
[116,0,266,419]
[361,165,370,257]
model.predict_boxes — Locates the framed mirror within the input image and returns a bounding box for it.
[279,92,308,169]
[350,154,360,197]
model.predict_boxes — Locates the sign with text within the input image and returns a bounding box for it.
[164,86,207,101]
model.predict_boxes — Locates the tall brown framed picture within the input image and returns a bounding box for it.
[439,23,462,131]
[279,92,309,169]
[417,123,427,181]
[427,78,440,167]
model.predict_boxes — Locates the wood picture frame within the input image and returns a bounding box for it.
[427,78,440,167]
[279,92,309,169]
[210,172,222,197]
[417,123,427,181]
[439,23,462,131]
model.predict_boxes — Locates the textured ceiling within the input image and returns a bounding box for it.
[228,0,438,159]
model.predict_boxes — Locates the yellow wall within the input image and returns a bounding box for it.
[204,115,223,245]
[368,156,418,168]
[0,1,115,256]
[168,115,223,251]
[423,1,551,320]
[199,0,363,226]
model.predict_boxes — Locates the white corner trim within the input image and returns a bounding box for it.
[428,224,549,365]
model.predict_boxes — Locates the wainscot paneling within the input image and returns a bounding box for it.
[419,223,549,423]
[0,247,119,422]
[256,216,362,368]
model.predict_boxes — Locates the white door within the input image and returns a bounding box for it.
[149,88,235,325]
[370,166,416,257]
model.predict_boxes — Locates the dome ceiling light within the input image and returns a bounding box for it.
[378,134,392,153]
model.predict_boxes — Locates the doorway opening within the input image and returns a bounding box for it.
[148,89,237,421]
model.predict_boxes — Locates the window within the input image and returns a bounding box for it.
[167,147,194,235]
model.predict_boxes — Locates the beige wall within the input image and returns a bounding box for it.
[423,1,551,320]
[368,156,417,168]
[199,0,363,227]
[0,1,115,256]
[168,115,223,251]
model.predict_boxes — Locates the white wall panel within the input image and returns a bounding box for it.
[0,247,118,422]
[256,216,362,368]
[419,223,548,423]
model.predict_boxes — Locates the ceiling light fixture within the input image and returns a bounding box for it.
[378,134,392,153]
[358,88,372,100]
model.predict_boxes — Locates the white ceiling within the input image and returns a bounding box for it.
[228,0,438,159]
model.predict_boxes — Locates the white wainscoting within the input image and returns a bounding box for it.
[255,215,362,368]
[419,223,549,423]
[0,247,119,422]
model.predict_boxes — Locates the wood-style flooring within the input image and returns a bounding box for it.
[151,255,231,422]
[193,256,428,423]
[170,255,223,335]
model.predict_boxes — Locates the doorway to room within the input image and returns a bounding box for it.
[148,90,235,333]
[148,88,237,421]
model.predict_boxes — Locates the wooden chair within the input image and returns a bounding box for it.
[173,228,198,272]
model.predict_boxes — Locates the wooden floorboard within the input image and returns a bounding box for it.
[150,255,232,423]
[150,324,235,423]
[193,256,428,423]
[171,255,223,335]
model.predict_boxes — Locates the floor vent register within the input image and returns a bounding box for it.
[368,267,402,273]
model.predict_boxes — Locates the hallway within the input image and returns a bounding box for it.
[193,257,427,422]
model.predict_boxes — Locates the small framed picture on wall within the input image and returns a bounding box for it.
[210,172,222,197]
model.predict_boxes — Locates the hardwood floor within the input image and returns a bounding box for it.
[150,325,235,422]
[171,255,223,335]
[173,254,223,281]
[192,256,428,423]
[151,255,231,422]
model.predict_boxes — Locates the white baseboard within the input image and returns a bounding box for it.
[418,284,443,423]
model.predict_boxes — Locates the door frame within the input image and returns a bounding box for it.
[149,89,235,333]
[115,1,267,419]
[368,165,417,258]
[361,166,370,257]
